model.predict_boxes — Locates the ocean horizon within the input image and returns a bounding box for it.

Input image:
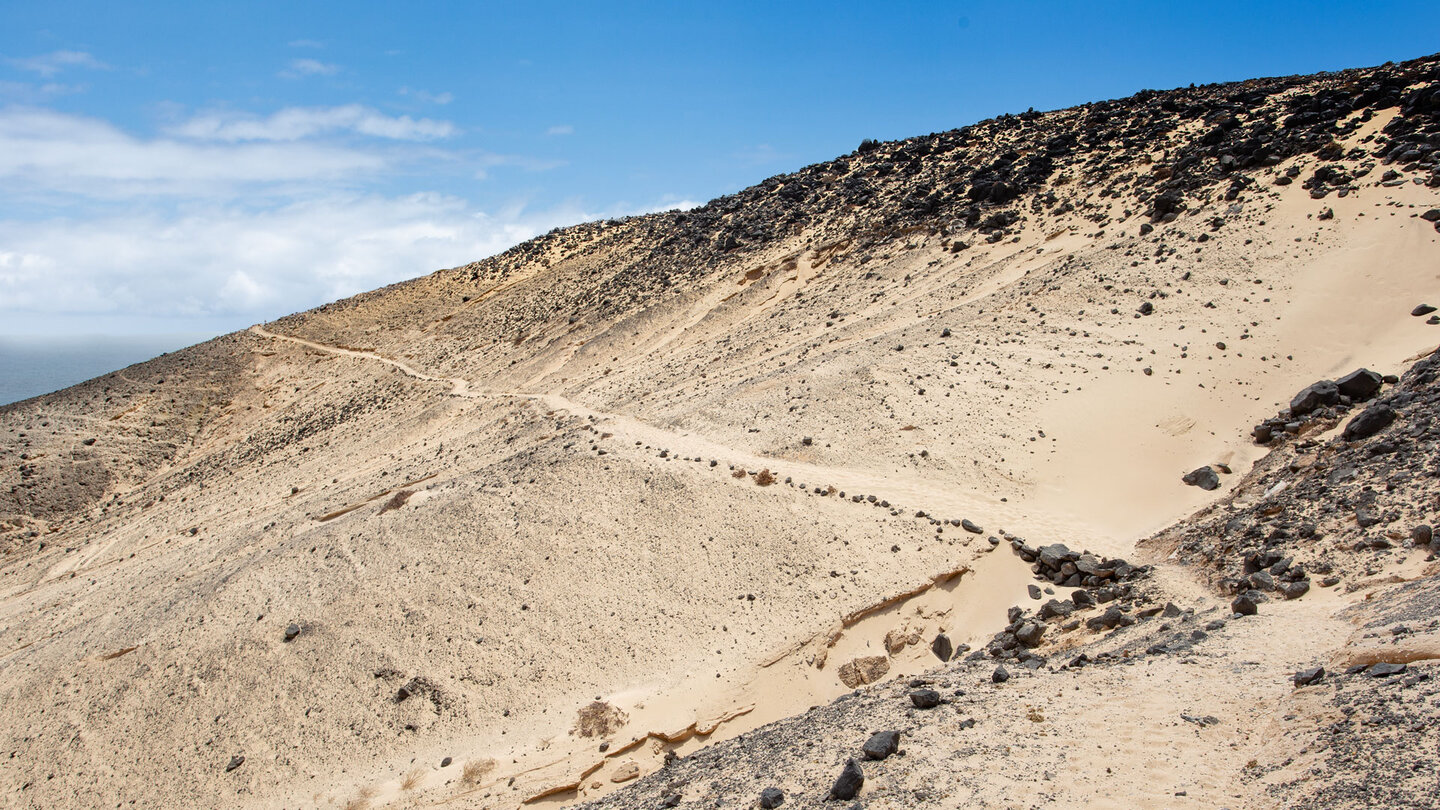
[0,333,215,407]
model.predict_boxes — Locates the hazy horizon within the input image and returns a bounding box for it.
[0,332,214,406]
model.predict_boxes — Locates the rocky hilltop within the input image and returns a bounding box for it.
[1,53,1438,809]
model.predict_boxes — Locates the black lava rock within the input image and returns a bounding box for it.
[862,730,901,760]
[1182,466,1221,490]
[1368,662,1408,677]
[931,632,953,662]
[1336,368,1383,400]
[1232,593,1259,616]
[1412,304,1437,316]
[1294,667,1325,687]
[828,758,864,800]
[992,664,1010,683]
[1343,403,1397,441]
[909,689,942,709]
[283,623,301,642]
[1290,380,1340,415]
[759,787,785,809]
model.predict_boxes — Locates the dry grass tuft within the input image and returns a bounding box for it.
[754,469,776,486]
[462,757,497,785]
[572,700,629,738]
[401,767,426,791]
[731,468,747,479]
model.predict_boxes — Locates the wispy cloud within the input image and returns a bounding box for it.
[287,39,325,49]
[0,81,87,102]
[279,58,339,78]
[546,124,574,136]
[399,87,453,105]
[7,50,110,78]
[473,152,567,180]
[0,193,692,332]
[169,104,457,142]
[0,108,387,197]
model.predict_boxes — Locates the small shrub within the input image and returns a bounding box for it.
[755,469,776,486]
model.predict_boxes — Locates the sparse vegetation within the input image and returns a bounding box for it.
[461,757,496,785]
[401,767,426,790]
[573,700,628,738]
[377,489,412,515]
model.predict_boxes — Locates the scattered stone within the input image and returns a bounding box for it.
[1294,667,1325,687]
[1290,380,1340,416]
[441,756,452,767]
[1412,304,1437,317]
[1413,524,1433,545]
[909,689,942,709]
[828,758,864,801]
[1027,584,1042,600]
[1182,466,1221,490]
[1368,662,1408,678]
[930,633,954,662]
[1343,403,1397,441]
[760,787,785,809]
[1232,594,1259,616]
[610,761,641,783]
[225,755,245,773]
[960,518,983,534]
[1278,579,1311,600]
[283,623,301,642]
[992,664,1010,684]
[1336,368,1383,400]
[861,730,901,760]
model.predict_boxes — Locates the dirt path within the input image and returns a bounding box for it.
[247,324,1119,552]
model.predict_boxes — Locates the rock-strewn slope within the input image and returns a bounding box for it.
[580,349,1440,810]
[1,53,1438,810]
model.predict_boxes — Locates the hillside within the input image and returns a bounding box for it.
[1,53,1438,809]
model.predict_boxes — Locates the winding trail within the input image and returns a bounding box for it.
[247,324,1120,554]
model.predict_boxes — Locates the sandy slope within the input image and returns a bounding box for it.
[0,55,1438,809]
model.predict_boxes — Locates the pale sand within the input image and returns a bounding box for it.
[1,74,1438,809]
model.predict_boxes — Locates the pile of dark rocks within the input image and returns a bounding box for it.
[970,540,1151,667]
[1251,367,1391,445]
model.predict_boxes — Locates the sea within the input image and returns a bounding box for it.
[0,334,214,407]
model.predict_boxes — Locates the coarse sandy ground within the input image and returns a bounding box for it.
[1,55,1438,809]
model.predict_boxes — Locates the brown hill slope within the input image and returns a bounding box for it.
[1,53,1438,809]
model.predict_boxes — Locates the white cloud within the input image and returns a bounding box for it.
[473,152,567,180]
[288,39,325,49]
[169,104,457,142]
[280,58,339,78]
[7,50,109,78]
[0,193,684,333]
[546,124,574,136]
[399,87,453,105]
[0,108,388,197]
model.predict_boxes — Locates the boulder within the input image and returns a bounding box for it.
[909,689,942,709]
[828,759,864,800]
[1182,466,1221,490]
[931,633,954,662]
[862,730,901,760]
[1336,368,1383,400]
[1343,403,1397,441]
[1290,380,1339,416]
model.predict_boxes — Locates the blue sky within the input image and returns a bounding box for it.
[0,1,1435,337]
